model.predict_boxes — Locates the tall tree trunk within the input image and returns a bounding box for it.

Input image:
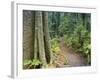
[34,11,38,59]
[42,12,53,64]
[23,10,34,60]
[35,11,47,67]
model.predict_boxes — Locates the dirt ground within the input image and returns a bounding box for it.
[59,38,86,67]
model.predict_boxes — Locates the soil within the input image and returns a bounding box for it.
[59,38,86,67]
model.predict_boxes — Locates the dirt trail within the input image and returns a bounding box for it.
[59,38,86,67]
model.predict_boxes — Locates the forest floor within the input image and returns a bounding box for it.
[59,38,86,67]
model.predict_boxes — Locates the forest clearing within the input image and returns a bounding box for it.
[23,10,91,69]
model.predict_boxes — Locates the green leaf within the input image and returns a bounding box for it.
[31,59,42,66]
[23,60,32,66]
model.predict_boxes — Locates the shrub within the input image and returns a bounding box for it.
[50,38,60,54]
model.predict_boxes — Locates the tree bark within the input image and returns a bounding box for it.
[34,11,38,59]
[35,11,47,67]
[23,10,34,60]
[42,12,53,64]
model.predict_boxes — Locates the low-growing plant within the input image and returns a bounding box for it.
[23,59,32,66]
[50,38,60,54]
[23,59,42,69]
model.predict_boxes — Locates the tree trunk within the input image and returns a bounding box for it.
[23,10,34,60]
[35,11,47,67]
[34,11,38,59]
[42,12,53,64]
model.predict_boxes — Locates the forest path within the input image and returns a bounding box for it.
[59,38,86,67]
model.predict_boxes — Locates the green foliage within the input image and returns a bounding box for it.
[23,59,42,69]
[64,35,72,47]
[50,38,60,54]
[64,34,79,48]
[23,59,32,66]
[64,24,91,64]
[58,17,69,36]
[31,59,42,66]
[48,12,91,65]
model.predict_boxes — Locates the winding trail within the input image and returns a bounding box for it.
[59,38,86,67]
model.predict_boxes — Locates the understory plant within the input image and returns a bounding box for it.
[23,59,42,69]
[50,38,60,54]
